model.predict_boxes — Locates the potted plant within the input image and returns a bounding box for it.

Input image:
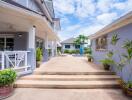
[87,54,93,62]
[122,40,132,95]
[125,81,132,97]
[100,58,114,70]
[36,48,42,68]
[0,69,17,99]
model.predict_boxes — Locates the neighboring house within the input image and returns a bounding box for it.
[89,11,132,81]
[0,0,60,75]
[61,38,80,53]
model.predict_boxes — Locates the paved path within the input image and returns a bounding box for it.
[36,55,104,73]
[6,89,131,100]
[6,56,131,100]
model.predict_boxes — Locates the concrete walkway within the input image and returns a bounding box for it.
[6,89,131,100]
[36,55,104,73]
[6,56,131,100]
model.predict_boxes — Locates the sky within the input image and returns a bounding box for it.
[53,0,132,41]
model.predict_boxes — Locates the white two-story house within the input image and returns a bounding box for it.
[0,0,60,75]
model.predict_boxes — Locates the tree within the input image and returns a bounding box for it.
[74,35,88,55]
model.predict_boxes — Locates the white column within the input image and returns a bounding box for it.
[28,26,35,49]
[27,26,36,70]
[51,41,55,57]
[45,33,48,49]
[54,40,57,56]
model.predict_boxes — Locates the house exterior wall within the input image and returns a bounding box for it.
[91,23,132,81]
[62,43,79,53]
[14,32,28,50]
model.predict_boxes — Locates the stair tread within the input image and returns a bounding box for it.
[20,75,119,80]
[15,80,119,85]
[34,71,115,75]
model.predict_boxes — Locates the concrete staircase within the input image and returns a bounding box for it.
[14,71,120,89]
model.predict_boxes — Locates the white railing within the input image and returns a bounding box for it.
[0,51,31,74]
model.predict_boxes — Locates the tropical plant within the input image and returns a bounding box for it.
[87,54,93,62]
[100,58,115,65]
[74,35,88,45]
[122,40,132,63]
[0,69,17,87]
[125,81,132,89]
[36,48,42,61]
[84,47,92,54]
[111,34,120,45]
[107,51,114,58]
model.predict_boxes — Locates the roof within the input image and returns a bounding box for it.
[89,11,132,40]
[61,38,76,44]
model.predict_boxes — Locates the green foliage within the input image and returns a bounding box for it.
[125,81,132,88]
[84,48,92,54]
[36,48,42,61]
[107,51,114,58]
[64,50,80,54]
[74,35,88,45]
[0,69,17,87]
[87,54,93,59]
[122,40,132,63]
[111,34,120,45]
[100,58,115,65]
[64,50,69,53]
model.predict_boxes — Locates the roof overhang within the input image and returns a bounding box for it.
[89,11,132,40]
[0,1,60,41]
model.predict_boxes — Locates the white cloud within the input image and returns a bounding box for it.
[53,0,75,15]
[96,0,114,13]
[53,0,132,41]
[97,12,118,25]
[75,0,96,18]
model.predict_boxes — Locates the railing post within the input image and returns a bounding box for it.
[1,52,4,70]
[25,52,27,66]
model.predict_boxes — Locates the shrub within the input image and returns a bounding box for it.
[0,69,17,87]
[84,48,92,54]
[36,48,42,61]
[64,50,70,53]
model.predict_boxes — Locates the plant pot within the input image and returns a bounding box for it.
[36,61,41,68]
[88,58,92,62]
[0,85,14,99]
[127,88,132,97]
[103,64,110,70]
[117,79,124,88]
[122,83,127,94]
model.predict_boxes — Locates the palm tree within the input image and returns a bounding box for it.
[74,35,88,55]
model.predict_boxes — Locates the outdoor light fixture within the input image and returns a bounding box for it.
[18,33,22,37]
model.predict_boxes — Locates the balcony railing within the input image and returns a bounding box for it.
[0,51,32,75]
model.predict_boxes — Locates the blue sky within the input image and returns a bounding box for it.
[53,0,132,41]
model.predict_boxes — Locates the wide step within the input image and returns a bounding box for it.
[15,80,120,89]
[20,75,119,81]
[34,71,115,75]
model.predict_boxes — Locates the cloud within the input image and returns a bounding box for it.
[97,12,118,25]
[53,0,75,15]
[75,0,96,18]
[53,0,132,40]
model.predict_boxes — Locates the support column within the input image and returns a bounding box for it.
[43,33,49,62]
[54,40,57,56]
[51,41,55,57]
[27,26,36,70]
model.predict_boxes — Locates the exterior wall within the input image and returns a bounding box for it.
[91,23,132,81]
[14,32,28,50]
[62,43,79,53]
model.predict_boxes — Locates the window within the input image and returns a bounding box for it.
[75,45,80,49]
[0,37,14,51]
[96,35,107,50]
[65,45,70,49]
